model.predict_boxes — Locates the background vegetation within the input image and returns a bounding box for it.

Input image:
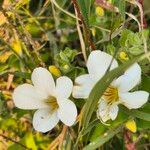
[0,0,150,149]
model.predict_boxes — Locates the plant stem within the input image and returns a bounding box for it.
[72,0,96,51]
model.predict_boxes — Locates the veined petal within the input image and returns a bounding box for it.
[112,63,141,92]
[97,99,110,122]
[31,67,55,97]
[109,104,119,120]
[119,91,149,109]
[57,98,77,126]
[33,108,59,133]
[13,84,48,109]
[72,74,95,99]
[87,50,118,82]
[55,76,73,99]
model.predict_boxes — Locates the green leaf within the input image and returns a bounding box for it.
[128,33,142,46]
[82,119,100,136]
[141,75,150,92]
[121,106,150,121]
[118,0,126,20]
[90,123,106,142]
[137,119,150,129]
[130,110,150,121]
[119,29,132,47]
[83,125,123,150]
[128,46,143,55]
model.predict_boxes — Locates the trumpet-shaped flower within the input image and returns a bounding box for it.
[13,67,77,132]
[73,50,149,122]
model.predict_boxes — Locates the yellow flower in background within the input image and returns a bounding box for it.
[91,28,96,37]
[119,51,129,61]
[11,38,22,56]
[49,65,61,77]
[96,6,104,17]
[125,119,137,133]
[0,12,7,26]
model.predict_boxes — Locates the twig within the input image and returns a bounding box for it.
[6,74,14,90]
[51,0,77,19]
[72,0,96,50]
[124,130,136,150]
[0,133,31,150]
[75,8,87,62]
[138,0,147,28]
[48,125,68,150]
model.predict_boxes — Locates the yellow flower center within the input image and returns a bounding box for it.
[46,96,59,111]
[103,86,119,104]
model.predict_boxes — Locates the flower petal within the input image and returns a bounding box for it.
[97,99,110,122]
[109,104,119,120]
[55,76,73,99]
[57,99,77,126]
[112,63,141,92]
[72,74,95,99]
[119,91,149,109]
[31,67,55,97]
[13,84,48,109]
[87,50,118,82]
[33,108,59,133]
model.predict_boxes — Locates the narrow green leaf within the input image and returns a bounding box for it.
[83,126,123,150]
[121,106,150,121]
[118,0,126,20]
[129,110,150,121]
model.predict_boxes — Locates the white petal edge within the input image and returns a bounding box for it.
[13,84,48,110]
[97,99,110,122]
[112,63,141,92]
[55,76,73,99]
[72,74,95,99]
[109,104,119,120]
[87,50,118,82]
[31,67,55,97]
[119,91,149,109]
[57,98,77,126]
[33,108,59,133]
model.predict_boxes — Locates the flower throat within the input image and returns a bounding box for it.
[103,86,119,104]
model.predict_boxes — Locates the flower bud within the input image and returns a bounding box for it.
[125,119,137,133]
[119,51,129,61]
[96,6,104,17]
[49,65,61,77]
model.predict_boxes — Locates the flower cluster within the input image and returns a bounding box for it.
[13,50,149,132]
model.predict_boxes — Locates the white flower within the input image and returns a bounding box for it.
[13,67,77,132]
[73,50,149,122]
